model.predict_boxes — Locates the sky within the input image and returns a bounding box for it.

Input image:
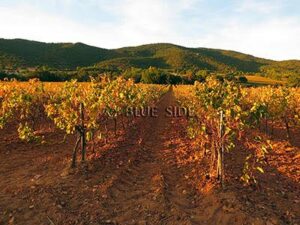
[0,0,299,60]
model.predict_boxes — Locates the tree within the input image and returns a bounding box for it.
[123,68,142,83]
[238,76,248,83]
[225,73,236,81]
[140,67,167,84]
[287,74,300,87]
[163,74,180,84]
[26,70,62,81]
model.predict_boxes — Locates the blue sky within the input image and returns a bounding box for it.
[0,0,299,60]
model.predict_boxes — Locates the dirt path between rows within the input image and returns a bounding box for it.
[98,89,200,224]
[95,89,252,225]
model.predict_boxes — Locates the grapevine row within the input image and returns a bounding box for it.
[0,77,167,166]
[175,77,300,186]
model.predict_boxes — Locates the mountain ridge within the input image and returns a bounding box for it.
[0,38,299,78]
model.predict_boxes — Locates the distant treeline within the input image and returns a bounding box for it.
[1,65,299,86]
[0,66,249,84]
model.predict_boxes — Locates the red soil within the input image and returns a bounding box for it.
[0,90,299,225]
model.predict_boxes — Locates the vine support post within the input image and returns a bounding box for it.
[71,102,86,168]
[284,117,291,141]
[104,121,108,144]
[80,102,86,162]
[113,117,117,136]
[265,114,268,135]
[218,110,225,188]
[271,119,274,136]
[71,134,81,168]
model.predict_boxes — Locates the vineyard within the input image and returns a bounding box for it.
[0,78,299,225]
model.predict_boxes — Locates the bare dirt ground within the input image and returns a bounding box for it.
[0,90,299,225]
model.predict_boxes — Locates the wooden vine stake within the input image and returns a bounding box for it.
[217,110,225,188]
[71,102,86,168]
[284,117,291,141]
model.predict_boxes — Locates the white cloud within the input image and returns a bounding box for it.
[0,0,190,47]
[236,0,282,14]
[0,5,70,41]
[196,17,300,60]
[101,0,199,46]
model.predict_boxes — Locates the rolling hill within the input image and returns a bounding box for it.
[0,38,299,77]
[0,38,117,69]
[110,43,273,72]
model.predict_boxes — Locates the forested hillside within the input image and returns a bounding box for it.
[0,38,117,69]
[0,38,299,84]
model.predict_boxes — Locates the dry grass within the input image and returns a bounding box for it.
[245,75,285,85]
